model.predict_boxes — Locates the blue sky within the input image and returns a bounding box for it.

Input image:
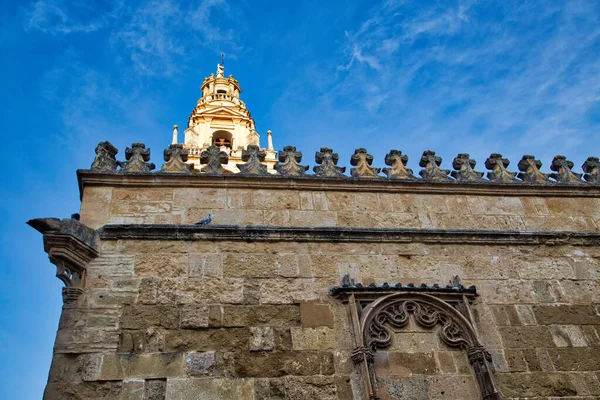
[1,0,599,397]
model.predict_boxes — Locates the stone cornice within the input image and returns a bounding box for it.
[77,170,600,200]
[98,224,600,246]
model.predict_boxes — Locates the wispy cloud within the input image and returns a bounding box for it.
[25,0,111,34]
[270,0,600,172]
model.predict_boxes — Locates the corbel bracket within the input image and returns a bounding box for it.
[28,218,98,304]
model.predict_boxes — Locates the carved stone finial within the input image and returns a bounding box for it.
[162,144,193,173]
[237,145,268,175]
[517,155,549,183]
[274,146,309,176]
[382,150,415,179]
[27,217,98,304]
[200,145,229,174]
[582,157,600,183]
[451,153,484,182]
[350,148,381,178]
[419,150,452,181]
[485,153,516,182]
[313,147,346,177]
[91,141,118,172]
[119,143,155,172]
[550,155,583,183]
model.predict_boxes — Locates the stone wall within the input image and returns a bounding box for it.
[79,173,600,232]
[35,171,600,399]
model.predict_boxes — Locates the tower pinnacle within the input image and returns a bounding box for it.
[182,63,277,173]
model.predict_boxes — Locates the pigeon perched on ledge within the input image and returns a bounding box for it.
[195,214,212,225]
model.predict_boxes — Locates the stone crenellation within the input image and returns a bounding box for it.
[91,141,600,184]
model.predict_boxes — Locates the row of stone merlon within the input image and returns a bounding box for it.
[90,141,600,184]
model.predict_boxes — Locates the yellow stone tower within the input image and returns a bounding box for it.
[178,59,277,173]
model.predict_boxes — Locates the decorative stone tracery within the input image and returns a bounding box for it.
[119,143,155,172]
[419,150,452,181]
[314,147,346,177]
[582,157,600,183]
[200,145,229,174]
[237,145,268,175]
[451,153,484,182]
[333,287,500,400]
[517,155,548,183]
[485,153,516,182]
[90,141,118,172]
[274,146,308,176]
[351,148,381,178]
[162,144,193,173]
[382,150,415,179]
[550,155,582,183]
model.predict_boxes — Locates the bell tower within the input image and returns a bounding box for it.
[181,57,277,172]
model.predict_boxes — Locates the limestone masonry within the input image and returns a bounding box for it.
[30,63,600,400]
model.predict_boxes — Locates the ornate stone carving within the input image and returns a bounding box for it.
[517,155,548,183]
[91,141,118,172]
[27,217,98,304]
[200,145,229,174]
[485,153,516,182]
[359,293,500,400]
[119,143,155,172]
[274,146,309,176]
[550,155,583,183]
[451,153,484,182]
[468,346,499,400]
[582,157,600,183]
[351,346,374,365]
[419,150,452,181]
[161,144,193,173]
[350,148,381,178]
[313,147,346,177]
[382,150,415,179]
[237,145,268,175]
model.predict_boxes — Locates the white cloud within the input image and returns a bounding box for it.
[25,0,110,34]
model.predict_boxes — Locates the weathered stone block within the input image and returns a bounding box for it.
[233,351,334,377]
[180,305,209,329]
[249,327,275,351]
[165,378,254,400]
[551,325,588,347]
[299,301,334,328]
[118,379,144,400]
[533,304,600,325]
[122,305,179,329]
[375,351,439,376]
[185,352,215,376]
[188,253,223,278]
[97,353,185,380]
[546,348,600,371]
[134,253,187,277]
[223,254,277,278]
[291,327,334,350]
[144,379,166,400]
[177,278,244,304]
[496,372,578,397]
[221,305,300,327]
[499,326,554,348]
[164,328,249,352]
[283,375,338,400]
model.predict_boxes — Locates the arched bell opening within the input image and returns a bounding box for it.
[212,130,233,151]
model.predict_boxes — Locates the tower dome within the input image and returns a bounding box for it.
[181,59,277,173]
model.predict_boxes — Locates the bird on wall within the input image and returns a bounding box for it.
[195,214,213,225]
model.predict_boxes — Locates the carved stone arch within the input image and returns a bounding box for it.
[361,292,477,351]
[356,292,500,400]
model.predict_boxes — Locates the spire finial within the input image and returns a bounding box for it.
[216,53,224,78]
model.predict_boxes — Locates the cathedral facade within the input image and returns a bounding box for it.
[30,64,600,399]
